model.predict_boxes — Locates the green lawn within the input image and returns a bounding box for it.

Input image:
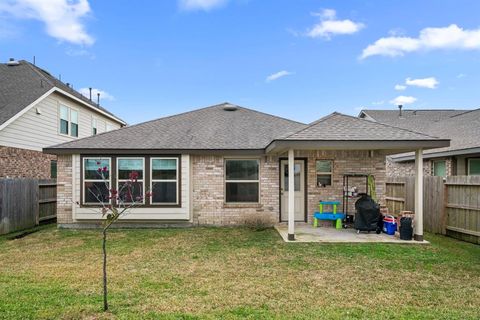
[0,225,479,320]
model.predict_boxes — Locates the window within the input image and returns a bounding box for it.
[50,160,57,179]
[316,160,332,187]
[468,158,480,175]
[432,160,446,177]
[59,105,69,134]
[92,118,98,135]
[83,158,111,204]
[225,159,259,203]
[59,105,79,137]
[117,158,144,204]
[151,158,178,204]
[70,109,78,137]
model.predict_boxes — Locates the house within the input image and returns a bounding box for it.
[44,103,449,241]
[359,108,480,177]
[0,59,126,179]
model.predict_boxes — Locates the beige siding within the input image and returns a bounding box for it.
[0,92,121,151]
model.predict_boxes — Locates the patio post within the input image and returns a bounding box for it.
[414,148,424,241]
[288,149,295,240]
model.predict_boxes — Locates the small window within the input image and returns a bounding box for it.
[92,118,98,135]
[83,158,111,204]
[50,160,57,179]
[432,160,446,177]
[59,105,69,135]
[117,158,144,204]
[468,158,480,175]
[225,159,259,203]
[70,109,78,137]
[151,158,178,204]
[316,160,332,187]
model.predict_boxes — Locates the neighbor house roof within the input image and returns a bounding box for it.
[45,103,449,155]
[0,59,125,128]
[359,108,479,161]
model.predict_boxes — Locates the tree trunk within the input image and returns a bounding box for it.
[102,228,108,311]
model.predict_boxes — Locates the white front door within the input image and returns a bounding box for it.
[280,160,305,222]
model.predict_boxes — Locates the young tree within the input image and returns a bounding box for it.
[85,163,151,311]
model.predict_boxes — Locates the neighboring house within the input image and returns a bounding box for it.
[359,108,480,177]
[44,103,448,240]
[0,59,126,179]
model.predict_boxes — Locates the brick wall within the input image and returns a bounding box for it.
[0,146,56,179]
[57,154,73,224]
[386,157,454,177]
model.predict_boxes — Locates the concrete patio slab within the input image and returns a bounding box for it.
[275,224,429,244]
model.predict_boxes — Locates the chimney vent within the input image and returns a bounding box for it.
[398,105,403,117]
[89,87,92,101]
[97,92,100,106]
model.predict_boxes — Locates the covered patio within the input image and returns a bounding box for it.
[266,113,450,243]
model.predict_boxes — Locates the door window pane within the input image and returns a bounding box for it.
[284,164,301,191]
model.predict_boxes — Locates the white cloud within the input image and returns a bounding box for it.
[371,100,385,105]
[361,24,480,59]
[79,88,115,101]
[179,0,227,11]
[405,77,438,89]
[390,95,417,105]
[394,84,406,91]
[457,73,467,78]
[307,9,364,39]
[266,70,292,82]
[0,0,94,45]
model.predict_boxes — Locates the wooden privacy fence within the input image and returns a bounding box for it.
[386,176,480,244]
[0,178,56,235]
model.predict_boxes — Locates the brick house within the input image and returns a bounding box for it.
[45,103,449,241]
[0,59,126,179]
[359,108,480,177]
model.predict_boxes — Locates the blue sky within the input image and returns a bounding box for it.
[1,0,480,124]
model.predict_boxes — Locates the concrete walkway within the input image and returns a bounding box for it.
[275,223,429,244]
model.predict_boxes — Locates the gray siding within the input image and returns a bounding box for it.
[0,92,121,151]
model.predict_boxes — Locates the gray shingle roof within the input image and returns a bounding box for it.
[284,112,441,141]
[0,60,124,127]
[45,103,307,151]
[359,109,469,133]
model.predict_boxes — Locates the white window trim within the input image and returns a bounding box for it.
[58,104,80,138]
[83,157,112,205]
[150,157,179,205]
[316,159,333,187]
[467,158,480,176]
[224,158,261,204]
[432,160,447,177]
[116,157,146,205]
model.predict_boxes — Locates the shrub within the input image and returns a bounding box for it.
[241,213,275,231]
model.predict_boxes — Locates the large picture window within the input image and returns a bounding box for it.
[83,158,111,204]
[151,158,178,204]
[225,159,259,203]
[117,158,145,204]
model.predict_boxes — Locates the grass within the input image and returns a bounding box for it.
[0,225,479,319]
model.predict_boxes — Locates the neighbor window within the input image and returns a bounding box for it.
[59,105,69,134]
[316,160,332,187]
[225,159,259,203]
[59,105,79,137]
[432,160,446,177]
[117,158,144,204]
[83,158,111,204]
[50,160,57,179]
[92,118,98,135]
[151,158,178,204]
[468,158,480,175]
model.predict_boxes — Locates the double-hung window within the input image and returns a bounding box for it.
[83,158,111,204]
[59,105,69,135]
[59,105,79,137]
[151,158,178,204]
[117,158,145,204]
[468,158,480,175]
[316,160,333,187]
[225,159,259,203]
